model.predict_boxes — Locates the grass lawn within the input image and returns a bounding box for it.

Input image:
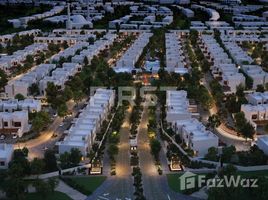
[237,170,268,177]
[62,176,106,195]
[166,173,211,194]
[25,191,72,200]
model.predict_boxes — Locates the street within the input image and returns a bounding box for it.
[14,99,87,160]
[87,107,134,200]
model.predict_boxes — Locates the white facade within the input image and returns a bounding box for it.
[114,32,152,73]
[165,33,187,74]
[247,92,268,105]
[241,65,268,89]
[199,35,245,93]
[257,136,268,155]
[5,64,56,98]
[0,43,48,74]
[166,90,192,123]
[172,118,219,157]
[0,111,29,137]
[8,6,65,28]
[0,99,41,113]
[39,63,82,95]
[0,144,14,169]
[58,89,115,156]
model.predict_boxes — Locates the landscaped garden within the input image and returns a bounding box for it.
[25,191,72,200]
[60,176,106,195]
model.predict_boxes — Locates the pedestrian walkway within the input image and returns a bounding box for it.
[56,180,87,200]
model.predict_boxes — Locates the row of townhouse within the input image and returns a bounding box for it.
[241,92,268,130]
[130,5,173,16]
[5,64,56,98]
[200,1,263,15]
[205,21,234,30]
[172,118,219,157]
[212,63,245,93]
[175,6,194,18]
[109,15,173,30]
[0,43,48,74]
[0,99,41,138]
[165,32,188,74]
[114,32,152,73]
[232,14,266,22]
[199,35,245,93]
[51,42,89,63]
[190,21,207,31]
[5,33,114,98]
[58,89,115,157]
[0,99,41,113]
[39,63,81,95]
[0,143,14,169]
[191,4,220,21]
[52,29,105,36]
[166,90,218,157]
[8,5,65,28]
[221,39,254,65]
[220,30,268,47]
[166,90,193,123]
[35,32,97,45]
[0,29,41,44]
[233,21,268,30]
[190,21,234,31]
[241,65,268,89]
[71,33,117,65]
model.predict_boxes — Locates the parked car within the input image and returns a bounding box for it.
[0,134,5,140]
[12,134,18,139]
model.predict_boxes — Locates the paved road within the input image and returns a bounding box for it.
[138,98,198,200]
[14,100,87,160]
[203,73,251,151]
[86,107,134,200]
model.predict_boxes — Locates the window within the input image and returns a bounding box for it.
[14,122,21,127]
[252,114,258,120]
[0,161,5,166]
[3,122,8,127]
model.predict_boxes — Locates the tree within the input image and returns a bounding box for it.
[14,93,25,101]
[219,164,237,177]
[59,152,71,169]
[43,150,57,172]
[108,144,119,157]
[205,147,219,161]
[46,82,59,107]
[256,84,265,93]
[221,145,236,163]
[150,139,161,160]
[30,158,45,175]
[240,122,255,140]
[3,176,26,200]
[63,86,73,101]
[189,29,198,46]
[26,54,34,64]
[208,114,221,129]
[73,90,84,105]
[32,111,50,132]
[264,123,268,133]
[29,83,40,96]
[0,69,8,88]
[69,148,82,165]
[234,112,247,132]
[57,103,68,117]
[47,178,59,193]
[33,179,51,200]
